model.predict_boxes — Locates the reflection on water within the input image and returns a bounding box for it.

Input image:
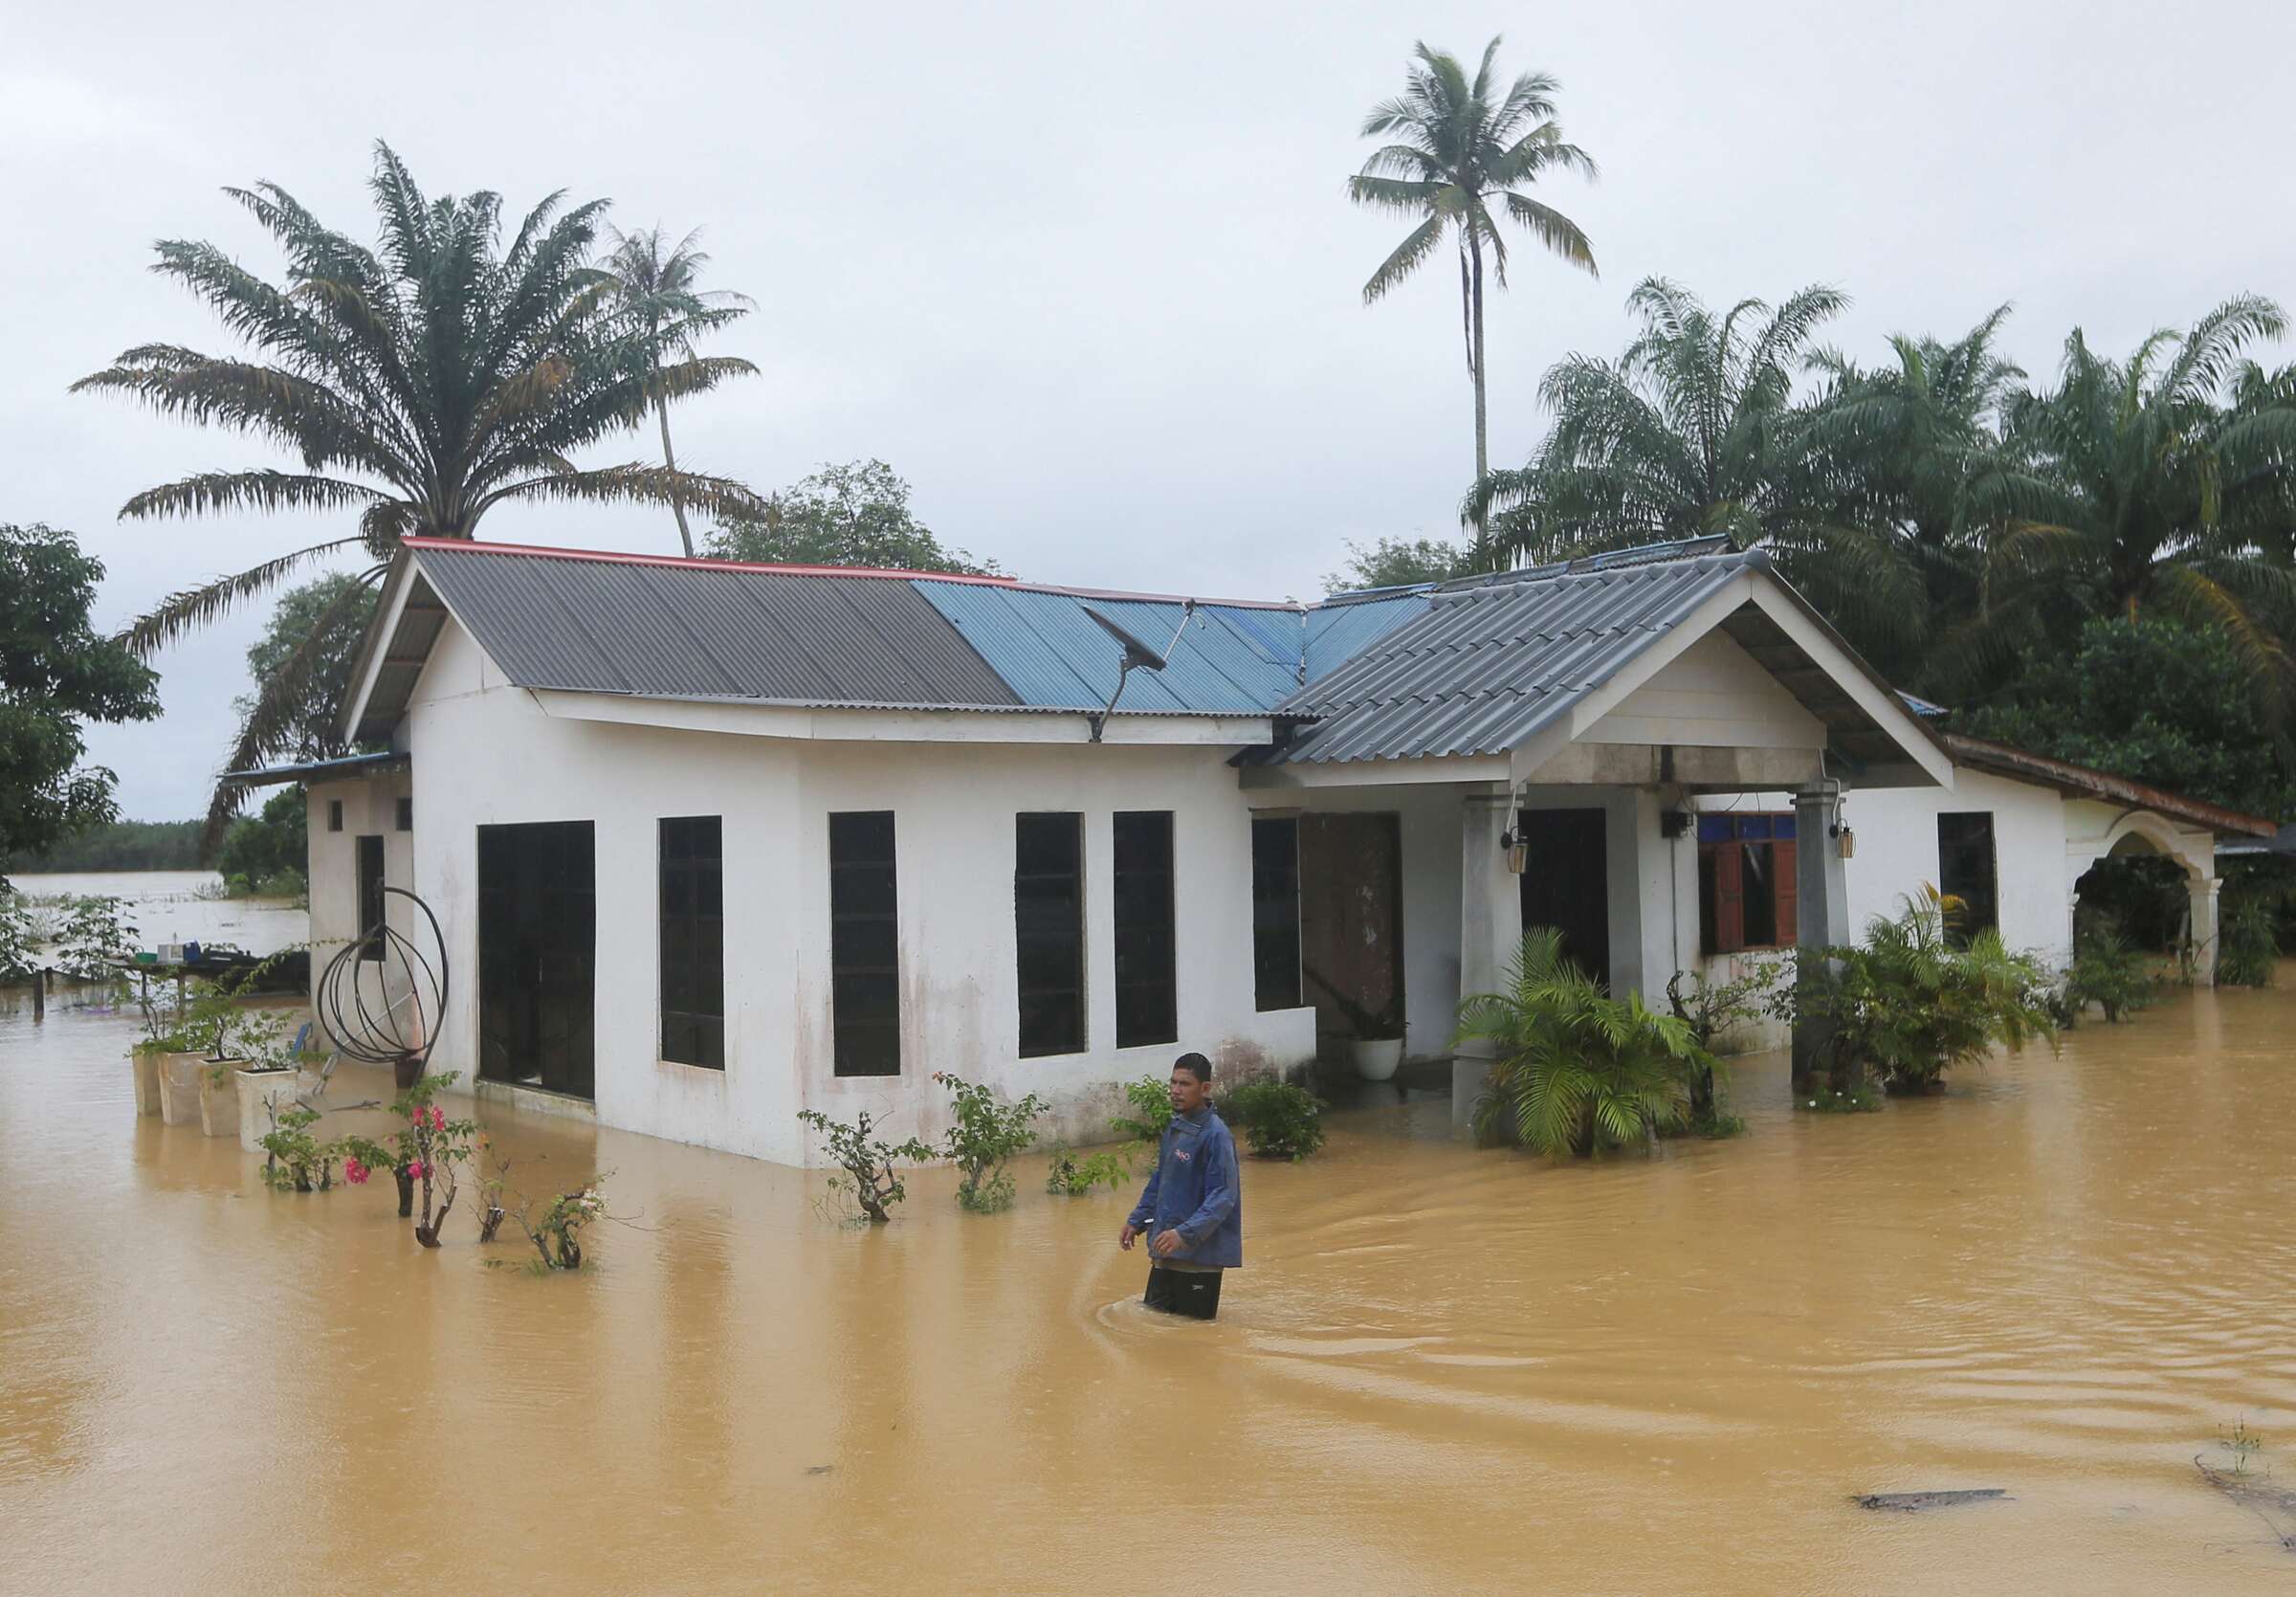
[2,976,2293,1594]
[6,870,309,960]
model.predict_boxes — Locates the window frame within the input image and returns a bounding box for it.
[1935,811,1999,945]
[1696,812,1799,956]
[828,810,903,1077]
[1014,811,1086,1058]
[355,833,386,963]
[1113,810,1178,1049]
[656,815,725,1071]
[327,798,343,833]
[1250,815,1302,1011]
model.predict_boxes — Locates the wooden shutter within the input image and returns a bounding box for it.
[1712,844,1745,955]
[1773,836,1799,946]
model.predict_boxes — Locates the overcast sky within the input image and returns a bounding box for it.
[10,1,2294,819]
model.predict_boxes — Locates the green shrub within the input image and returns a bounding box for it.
[933,1072,1048,1212]
[2218,894,2278,987]
[2064,926,2158,1021]
[1664,962,1777,1127]
[1110,1076,1174,1143]
[1044,1142,1131,1195]
[1457,928,1708,1156]
[1220,1076,1328,1161]
[797,1108,935,1224]
[1777,889,2057,1096]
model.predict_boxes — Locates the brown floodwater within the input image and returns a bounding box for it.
[3,977,2294,1595]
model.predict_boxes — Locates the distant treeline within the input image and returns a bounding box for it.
[11,819,204,873]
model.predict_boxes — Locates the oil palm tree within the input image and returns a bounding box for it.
[1775,306,2036,682]
[1969,296,2296,715]
[597,226,756,557]
[1349,36,1597,537]
[1471,277,1844,565]
[74,141,763,849]
[1456,926,1706,1157]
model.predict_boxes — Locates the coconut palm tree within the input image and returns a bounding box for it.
[74,142,762,849]
[597,226,756,557]
[1349,36,1597,536]
[1775,306,2035,683]
[1472,277,1845,565]
[1968,296,2296,712]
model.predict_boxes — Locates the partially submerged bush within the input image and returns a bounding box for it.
[2218,893,2278,987]
[797,1107,933,1224]
[2064,926,2157,1022]
[1777,889,2057,1096]
[1458,928,1708,1157]
[259,1105,338,1192]
[1665,962,1778,1132]
[1044,1142,1131,1195]
[514,1179,610,1270]
[1110,1076,1175,1144]
[933,1072,1048,1212]
[1219,1076,1328,1162]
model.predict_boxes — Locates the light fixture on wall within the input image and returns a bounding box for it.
[1498,809,1529,874]
[1829,812,1856,859]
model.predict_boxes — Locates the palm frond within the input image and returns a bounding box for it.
[119,536,370,656]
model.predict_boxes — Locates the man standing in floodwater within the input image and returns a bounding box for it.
[1118,1053,1241,1320]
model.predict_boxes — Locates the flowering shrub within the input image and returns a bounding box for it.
[387,1073,476,1247]
[514,1179,610,1269]
[933,1072,1047,1213]
[797,1108,934,1224]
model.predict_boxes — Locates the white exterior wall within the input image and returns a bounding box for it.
[399,623,1314,1166]
[304,768,415,1043]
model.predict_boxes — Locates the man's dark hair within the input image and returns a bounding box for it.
[1174,1052,1212,1084]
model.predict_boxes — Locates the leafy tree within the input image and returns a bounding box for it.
[1778,306,2032,685]
[1972,297,2296,711]
[11,818,202,872]
[1474,277,1845,565]
[1954,615,2296,820]
[597,226,756,557]
[233,575,379,765]
[0,524,161,888]
[1319,534,1472,594]
[1349,36,1596,530]
[706,459,1003,575]
[74,142,763,850]
[217,787,309,889]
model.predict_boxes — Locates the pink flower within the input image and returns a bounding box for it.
[343,1158,369,1185]
[430,1106,446,1131]
[407,1160,427,1180]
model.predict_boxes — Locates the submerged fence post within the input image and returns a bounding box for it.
[32,966,46,1022]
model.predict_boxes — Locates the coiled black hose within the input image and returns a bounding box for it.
[315,885,449,1078]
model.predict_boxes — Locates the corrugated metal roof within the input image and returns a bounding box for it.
[914,583,1303,713]
[1254,554,1753,765]
[1304,590,1433,683]
[409,543,1023,708]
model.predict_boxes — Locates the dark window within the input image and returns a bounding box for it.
[1697,812,1799,955]
[829,811,902,1077]
[658,816,724,1070]
[356,834,386,962]
[1936,812,1998,944]
[327,799,343,832]
[1251,816,1301,1010]
[395,796,413,832]
[1114,811,1177,1047]
[1015,812,1085,1057]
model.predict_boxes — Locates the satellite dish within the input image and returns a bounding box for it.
[1078,599,1197,742]
[1081,603,1170,671]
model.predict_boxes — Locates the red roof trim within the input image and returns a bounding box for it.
[396,535,1022,587]
[396,535,1307,611]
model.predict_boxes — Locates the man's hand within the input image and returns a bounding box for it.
[1151,1229,1184,1258]
[1119,1222,1138,1252]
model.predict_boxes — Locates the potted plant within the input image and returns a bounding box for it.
[128,977,186,1118]
[232,1012,309,1153]
[1307,963,1407,1081]
[166,974,298,1138]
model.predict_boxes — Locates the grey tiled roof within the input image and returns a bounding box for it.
[1254,550,1756,765]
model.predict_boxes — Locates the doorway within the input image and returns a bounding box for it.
[1297,812,1406,1043]
[1520,807,1612,991]
[477,820,596,1098]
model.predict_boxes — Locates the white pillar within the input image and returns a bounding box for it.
[2189,875,2222,987]
[1454,790,1521,1128]
[1791,786,1853,1088]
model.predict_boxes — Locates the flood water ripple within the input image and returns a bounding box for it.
[2,973,2294,1593]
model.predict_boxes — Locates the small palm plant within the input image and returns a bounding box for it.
[1457,927,1708,1156]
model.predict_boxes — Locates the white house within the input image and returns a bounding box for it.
[234,534,2276,1166]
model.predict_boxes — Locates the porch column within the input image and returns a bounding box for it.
[2189,875,2222,987]
[1790,786,1852,1090]
[1454,790,1521,1130]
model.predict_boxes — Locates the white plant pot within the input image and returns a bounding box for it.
[199,1061,247,1139]
[130,1047,163,1117]
[155,1051,210,1126]
[235,1068,305,1154]
[1350,1037,1404,1082]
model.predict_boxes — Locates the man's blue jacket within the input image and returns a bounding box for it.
[1127,1104,1242,1269]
